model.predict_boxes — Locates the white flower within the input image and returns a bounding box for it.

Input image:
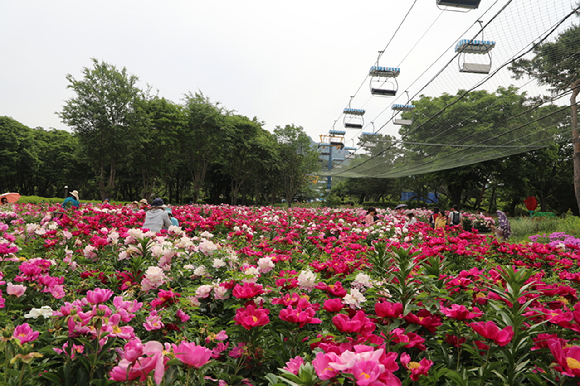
[200,231,214,239]
[198,239,218,255]
[343,288,366,308]
[127,228,145,240]
[213,259,226,269]
[194,265,208,276]
[298,269,317,291]
[243,267,260,283]
[24,306,53,319]
[257,256,274,273]
[145,266,166,285]
[352,273,373,289]
[195,285,213,298]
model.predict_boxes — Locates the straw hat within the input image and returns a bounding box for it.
[70,190,79,200]
[140,198,148,204]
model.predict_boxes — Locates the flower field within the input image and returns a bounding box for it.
[1,204,580,386]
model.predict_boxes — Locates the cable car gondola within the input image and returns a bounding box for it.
[455,39,495,74]
[437,0,481,10]
[369,52,399,97]
[343,96,365,129]
[392,103,415,126]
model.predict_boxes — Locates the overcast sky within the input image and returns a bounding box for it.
[0,0,573,146]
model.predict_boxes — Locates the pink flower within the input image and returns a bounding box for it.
[176,309,190,322]
[6,283,26,297]
[144,310,164,331]
[13,323,40,344]
[469,321,514,346]
[50,285,65,299]
[86,288,113,304]
[440,304,483,320]
[232,282,264,299]
[233,303,270,330]
[173,342,212,368]
[283,356,305,375]
[323,298,343,313]
[375,301,403,319]
[400,353,433,381]
[332,310,376,335]
[279,305,322,328]
[350,360,384,385]
[548,339,580,377]
[123,339,144,363]
[229,342,247,358]
[312,351,340,380]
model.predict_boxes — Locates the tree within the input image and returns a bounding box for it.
[127,97,185,201]
[510,15,580,212]
[181,92,229,203]
[273,125,320,207]
[0,117,39,195]
[59,58,145,200]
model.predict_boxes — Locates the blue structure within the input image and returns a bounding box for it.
[400,192,439,204]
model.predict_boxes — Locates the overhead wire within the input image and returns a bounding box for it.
[331,0,580,178]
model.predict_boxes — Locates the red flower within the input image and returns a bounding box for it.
[233,303,270,330]
[400,352,433,381]
[332,310,376,335]
[232,282,264,299]
[323,298,343,313]
[279,305,322,328]
[375,301,403,319]
[440,304,483,320]
[404,309,442,333]
[548,339,580,377]
[469,321,513,346]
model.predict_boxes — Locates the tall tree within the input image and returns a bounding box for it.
[0,117,39,195]
[273,125,320,207]
[59,58,144,199]
[510,15,580,211]
[181,92,229,203]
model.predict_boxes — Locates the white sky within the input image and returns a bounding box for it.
[0,0,574,146]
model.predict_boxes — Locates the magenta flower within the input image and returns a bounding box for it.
[123,339,144,363]
[176,309,190,322]
[283,356,305,375]
[400,353,433,381]
[440,304,483,320]
[143,310,164,331]
[469,321,514,346]
[86,288,113,304]
[375,301,403,319]
[50,285,65,299]
[232,282,264,299]
[173,342,212,368]
[279,305,322,328]
[13,323,40,344]
[323,298,343,313]
[233,303,270,330]
[548,339,580,377]
[312,351,340,380]
[332,310,376,335]
[6,283,26,297]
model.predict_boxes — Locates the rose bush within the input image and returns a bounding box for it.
[0,203,579,385]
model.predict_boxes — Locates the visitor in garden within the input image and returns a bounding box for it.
[139,198,149,210]
[448,205,462,227]
[166,207,179,227]
[403,210,417,231]
[365,207,378,226]
[494,210,512,241]
[1,197,8,206]
[142,198,172,232]
[130,201,140,212]
[428,207,440,228]
[435,210,447,229]
[61,190,80,209]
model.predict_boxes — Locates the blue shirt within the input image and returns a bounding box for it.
[62,197,80,209]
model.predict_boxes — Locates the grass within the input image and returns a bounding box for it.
[509,215,580,243]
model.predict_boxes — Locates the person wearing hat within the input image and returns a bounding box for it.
[142,198,171,233]
[62,190,80,209]
[403,210,417,231]
[130,201,140,213]
[139,198,149,210]
[165,207,179,227]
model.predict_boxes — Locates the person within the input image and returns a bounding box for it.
[142,198,171,233]
[428,207,440,229]
[0,197,8,206]
[139,198,149,210]
[165,207,179,227]
[365,207,377,226]
[62,190,80,209]
[435,210,447,229]
[403,210,417,231]
[448,205,462,227]
[130,201,140,213]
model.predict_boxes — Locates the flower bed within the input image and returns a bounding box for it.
[0,204,579,385]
